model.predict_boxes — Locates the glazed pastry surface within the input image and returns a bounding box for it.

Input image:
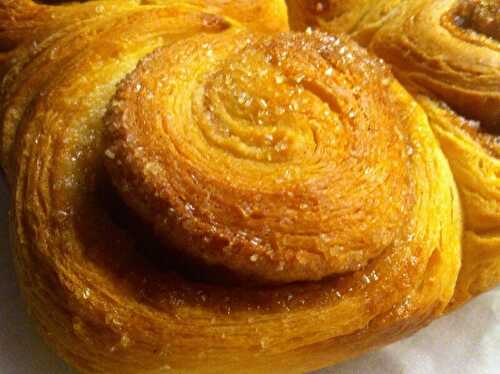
[0,0,495,373]
[286,0,500,308]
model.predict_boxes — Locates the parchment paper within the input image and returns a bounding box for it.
[1,179,498,374]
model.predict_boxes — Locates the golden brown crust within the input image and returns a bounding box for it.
[285,0,405,43]
[103,32,417,283]
[0,1,288,53]
[287,0,500,308]
[0,0,472,373]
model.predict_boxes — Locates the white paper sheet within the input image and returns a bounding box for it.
[0,179,498,374]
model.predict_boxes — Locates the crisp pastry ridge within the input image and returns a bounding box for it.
[286,0,500,309]
[0,0,495,373]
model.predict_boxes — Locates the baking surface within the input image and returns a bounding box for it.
[0,178,498,374]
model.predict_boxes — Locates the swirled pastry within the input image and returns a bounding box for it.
[0,0,480,373]
[287,0,500,308]
[103,33,433,284]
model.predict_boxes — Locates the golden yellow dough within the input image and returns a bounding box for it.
[287,0,500,308]
[0,0,481,373]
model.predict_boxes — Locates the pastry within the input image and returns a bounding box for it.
[286,0,500,308]
[0,0,494,373]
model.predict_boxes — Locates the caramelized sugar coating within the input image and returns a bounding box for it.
[104,32,415,283]
[287,0,500,308]
[0,1,465,373]
[286,0,499,127]
[0,0,288,52]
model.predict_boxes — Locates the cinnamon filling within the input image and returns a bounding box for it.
[453,0,500,40]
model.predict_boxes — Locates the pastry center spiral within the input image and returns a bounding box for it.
[198,44,323,163]
[104,31,415,283]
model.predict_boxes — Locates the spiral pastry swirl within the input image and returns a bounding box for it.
[104,31,423,284]
[287,0,500,308]
[0,0,466,373]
